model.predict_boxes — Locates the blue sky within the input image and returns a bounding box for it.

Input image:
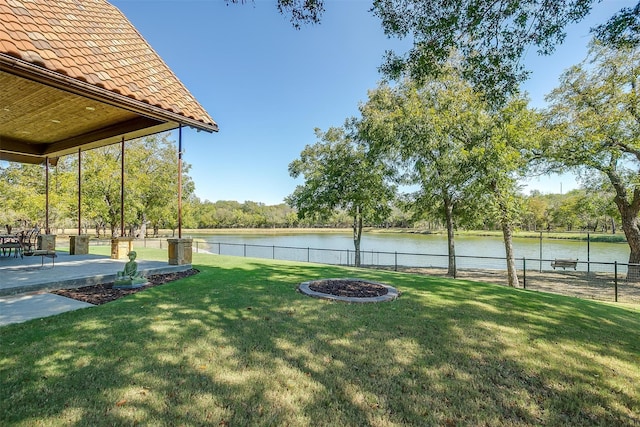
[111,0,635,205]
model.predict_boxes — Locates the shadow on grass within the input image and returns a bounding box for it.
[1,255,639,426]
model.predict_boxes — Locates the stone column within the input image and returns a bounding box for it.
[69,235,89,255]
[111,237,134,260]
[168,238,192,265]
[38,234,56,251]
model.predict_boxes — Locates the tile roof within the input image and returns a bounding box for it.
[0,0,217,131]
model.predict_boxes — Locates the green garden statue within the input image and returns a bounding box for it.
[115,251,147,288]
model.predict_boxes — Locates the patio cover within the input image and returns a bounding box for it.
[0,0,218,166]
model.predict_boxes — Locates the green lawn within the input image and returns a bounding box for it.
[1,250,639,426]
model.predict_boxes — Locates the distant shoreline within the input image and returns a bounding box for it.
[52,227,627,243]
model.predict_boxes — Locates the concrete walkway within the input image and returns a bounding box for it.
[0,251,191,326]
[0,293,94,326]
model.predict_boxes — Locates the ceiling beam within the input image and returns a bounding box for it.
[0,151,57,165]
[45,116,165,156]
[0,136,43,155]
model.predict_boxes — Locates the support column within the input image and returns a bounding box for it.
[70,149,87,254]
[120,136,125,237]
[111,237,133,259]
[77,148,81,235]
[178,125,183,239]
[40,157,56,251]
[168,238,192,265]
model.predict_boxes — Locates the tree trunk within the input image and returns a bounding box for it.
[619,205,640,279]
[138,213,147,238]
[444,198,456,277]
[353,208,363,267]
[491,180,519,287]
[501,220,520,287]
[609,172,640,279]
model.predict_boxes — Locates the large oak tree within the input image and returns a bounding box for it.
[544,41,640,275]
[287,126,396,266]
[359,73,539,285]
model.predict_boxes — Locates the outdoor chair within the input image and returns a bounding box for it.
[20,227,39,255]
[21,226,56,268]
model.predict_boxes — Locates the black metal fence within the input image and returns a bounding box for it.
[198,241,639,305]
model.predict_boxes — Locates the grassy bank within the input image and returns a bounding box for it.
[1,251,638,426]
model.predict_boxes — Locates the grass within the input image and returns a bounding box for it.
[1,250,639,426]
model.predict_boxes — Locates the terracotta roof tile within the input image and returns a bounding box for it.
[0,0,216,130]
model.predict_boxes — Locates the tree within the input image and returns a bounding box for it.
[371,0,638,105]
[287,126,396,266]
[522,191,549,231]
[544,41,640,274]
[124,133,193,238]
[360,73,540,285]
[231,0,638,105]
[359,77,486,277]
[465,96,541,287]
[0,162,46,229]
[594,2,640,48]
[226,0,324,29]
[75,133,191,238]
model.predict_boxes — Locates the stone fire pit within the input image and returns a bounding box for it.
[298,278,399,303]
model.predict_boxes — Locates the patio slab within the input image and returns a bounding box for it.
[0,293,95,326]
[0,251,191,296]
[0,251,192,326]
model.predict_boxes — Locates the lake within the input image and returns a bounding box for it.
[185,231,631,270]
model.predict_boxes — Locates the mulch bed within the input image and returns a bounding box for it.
[308,279,388,298]
[51,269,199,305]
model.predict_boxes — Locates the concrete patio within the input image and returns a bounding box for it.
[0,251,190,296]
[0,251,191,326]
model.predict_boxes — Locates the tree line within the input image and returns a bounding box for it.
[0,148,621,236]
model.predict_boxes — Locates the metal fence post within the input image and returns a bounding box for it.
[614,261,618,302]
[539,232,542,273]
[272,245,275,259]
[395,251,398,272]
[587,232,591,274]
[523,257,526,289]
[307,247,310,263]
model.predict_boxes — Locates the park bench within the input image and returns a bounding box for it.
[551,258,578,270]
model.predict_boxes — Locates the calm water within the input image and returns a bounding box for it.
[186,231,630,266]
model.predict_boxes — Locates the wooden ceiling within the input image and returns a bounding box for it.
[0,0,218,166]
[0,70,181,165]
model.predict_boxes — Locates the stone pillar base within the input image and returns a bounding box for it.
[69,235,89,255]
[111,237,134,260]
[168,238,192,265]
[38,234,56,251]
